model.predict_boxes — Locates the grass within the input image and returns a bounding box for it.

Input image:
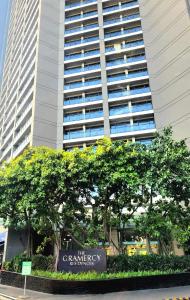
[32,269,180,281]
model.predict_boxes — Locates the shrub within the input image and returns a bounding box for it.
[4,254,190,274]
[3,253,31,273]
[3,261,13,271]
[107,255,190,272]
[32,255,55,271]
[32,269,178,281]
[3,254,55,272]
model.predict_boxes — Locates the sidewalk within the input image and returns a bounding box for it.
[0,284,53,300]
[1,284,190,300]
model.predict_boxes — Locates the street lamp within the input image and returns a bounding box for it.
[63,234,72,250]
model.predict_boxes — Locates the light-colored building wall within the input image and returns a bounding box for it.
[1,0,156,160]
[31,0,61,148]
[0,0,63,162]
[139,0,190,147]
[2,0,190,260]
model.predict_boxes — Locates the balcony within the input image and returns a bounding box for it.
[15,103,33,128]
[137,138,153,145]
[107,70,148,83]
[64,127,104,140]
[65,35,99,48]
[65,23,98,35]
[106,54,146,67]
[105,40,144,53]
[14,118,32,144]
[86,127,104,137]
[132,102,153,113]
[122,40,144,50]
[109,103,153,116]
[64,130,84,140]
[108,87,151,99]
[104,26,142,39]
[65,49,100,61]
[64,78,101,90]
[104,13,140,26]
[65,63,101,75]
[64,94,102,106]
[1,130,13,148]
[64,110,103,122]
[1,143,12,161]
[65,0,96,10]
[13,135,30,158]
[111,120,155,134]
[17,88,33,114]
[103,0,138,14]
[65,11,97,23]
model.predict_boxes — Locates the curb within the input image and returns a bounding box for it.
[163,297,190,300]
[0,293,16,300]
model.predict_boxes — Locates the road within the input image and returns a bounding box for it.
[1,284,190,300]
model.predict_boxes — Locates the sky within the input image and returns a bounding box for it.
[0,0,10,79]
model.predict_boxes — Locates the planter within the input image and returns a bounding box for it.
[1,271,190,294]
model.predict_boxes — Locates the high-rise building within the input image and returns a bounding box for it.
[2,0,190,162]
[1,0,189,260]
[0,0,62,163]
[62,0,157,152]
[0,0,157,163]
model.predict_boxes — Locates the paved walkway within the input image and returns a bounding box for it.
[0,284,190,300]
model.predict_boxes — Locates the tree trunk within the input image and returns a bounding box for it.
[26,223,32,257]
[103,205,109,243]
[146,235,152,254]
[54,231,61,272]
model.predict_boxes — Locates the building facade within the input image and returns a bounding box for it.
[139,0,190,147]
[0,0,156,162]
[1,0,190,162]
[1,0,190,260]
[0,0,61,163]
[62,0,156,151]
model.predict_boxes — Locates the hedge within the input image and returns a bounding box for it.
[107,255,190,272]
[32,270,178,280]
[3,254,55,273]
[3,254,190,273]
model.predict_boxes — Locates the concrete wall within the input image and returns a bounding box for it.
[4,229,27,261]
[57,0,65,149]
[31,0,61,148]
[139,0,190,147]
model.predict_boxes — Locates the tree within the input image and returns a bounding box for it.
[77,138,151,252]
[0,127,190,262]
[134,211,174,255]
[0,147,87,262]
[148,127,190,206]
[133,128,190,254]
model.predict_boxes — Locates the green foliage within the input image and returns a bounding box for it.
[3,261,13,272]
[133,212,174,255]
[0,127,190,258]
[79,138,152,249]
[134,213,172,240]
[31,255,55,272]
[5,253,190,276]
[31,269,178,281]
[3,253,30,273]
[149,128,190,205]
[107,255,190,272]
[3,254,54,273]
